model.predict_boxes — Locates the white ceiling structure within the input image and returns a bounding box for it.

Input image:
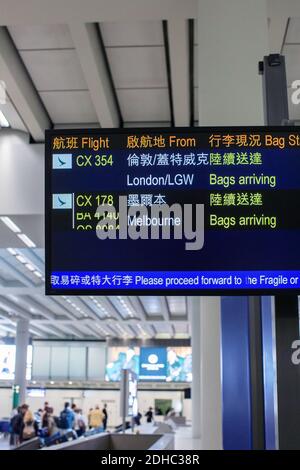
[0,0,299,339]
[0,244,189,340]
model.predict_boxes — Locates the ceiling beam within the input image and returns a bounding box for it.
[0,295,32,320]
[0,323,16,335]
[129,296,148,320]
[30,321,76,339]
[160,296,170,321]
[0,27,51,142]
[69,22,120,128]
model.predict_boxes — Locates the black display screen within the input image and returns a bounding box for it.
[45,127,300,295]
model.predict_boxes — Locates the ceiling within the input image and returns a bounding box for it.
[0,18,194,138]
[0,11,194,340]
[0,245,190,340]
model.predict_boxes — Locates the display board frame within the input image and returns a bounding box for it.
[45,126,300,296]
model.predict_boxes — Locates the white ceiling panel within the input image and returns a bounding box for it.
[285,18,300,44]
[19,49,87,91]
[167,296,186,316]
[140,296,162,315]
[100,21,163,47]
[282,44,300,86]
[107,46,167,89]
[39,90,97,123]
[117,88,170,121]
[8,24,74,50]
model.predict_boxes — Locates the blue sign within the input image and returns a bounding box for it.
[139,347,167,381]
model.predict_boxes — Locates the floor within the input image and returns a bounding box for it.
[0,435,10,450]
[174,426,201,450]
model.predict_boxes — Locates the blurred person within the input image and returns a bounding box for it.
[21,404,37,442]
[40,401,49,423]
[133,411,142,426]
[34,408,43,427]
[10,406,22,446]
[145,407,154,423]
[58,402,75,431]
[40,406,56,437]
[74,408,86,437]
[88,407,93,429]
[89,405,104,429]
[102,403,108,431]
[71,403,77,420]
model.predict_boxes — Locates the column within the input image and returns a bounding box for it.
[199,296,222,449]
[275,296,300,449]
[14,319,29,405]
[196,0,269,449]
[189,297,201,439]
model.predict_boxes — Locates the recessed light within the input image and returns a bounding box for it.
[25,263,35,272]
[16,254,27,264]
[7,248,17,256]
[17,233,36,248]
[0,110,9,127]
[33,271,42,278]
[0,216,21,233]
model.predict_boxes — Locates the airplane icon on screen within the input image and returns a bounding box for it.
[58,196,66,206]
[52,154,72,169]
[52,194,73,209]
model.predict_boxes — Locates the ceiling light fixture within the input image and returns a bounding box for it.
[0,110,9,128]
[0,216,21,233]
[17,233,36,248]
[25,263,35,272]
[15,254,27,264]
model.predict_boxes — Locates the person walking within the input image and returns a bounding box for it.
[58,402,75,432]
[74,408,86,437]
[89,405,104,429]
[145,407,154,423]
[102,404,108,431]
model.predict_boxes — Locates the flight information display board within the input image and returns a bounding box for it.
[45,127,300,295]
